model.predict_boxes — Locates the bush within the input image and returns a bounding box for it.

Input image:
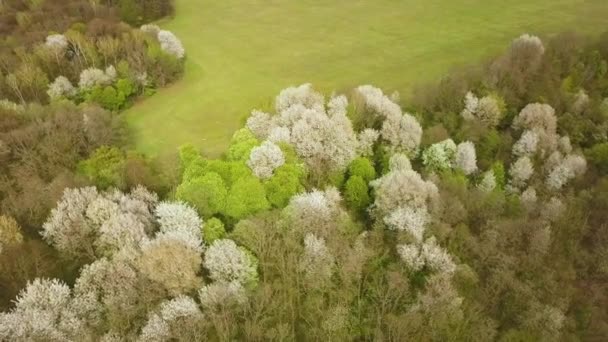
[344,175,371,211]
[78,146,126,189]
[348,157,376,182]
[203,217,226,243]
[176,172,228,218]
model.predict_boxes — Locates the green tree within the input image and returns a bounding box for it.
[176,172,227,218]
[78,146,125,189]
[344,175,370,211]
[348,157,376,182]
[224,176,269,220]
[203,217,226,244]
[226,128,259,161]
[265,164,304,207]
[587,142,608,173]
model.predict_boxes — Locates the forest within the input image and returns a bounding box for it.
[1,0,608,341]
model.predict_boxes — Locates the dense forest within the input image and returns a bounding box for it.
[1,1,608,341]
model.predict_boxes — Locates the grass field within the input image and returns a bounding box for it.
[124,0,608,158]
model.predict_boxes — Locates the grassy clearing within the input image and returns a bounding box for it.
[124,0,608,158]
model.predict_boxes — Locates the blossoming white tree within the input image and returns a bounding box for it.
[203,239,258,286]
[247,141,285,179]
[455,141,478,175]
[157,30,186,59]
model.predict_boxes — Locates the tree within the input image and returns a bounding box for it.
[344,176,370,211]
[247,141,285,180]
[204,239,258,286]
[0,278,85,341]
[139,296,204,341]
[264,164,304,208]
[422,139,457,172]
[175,172,227,218]
[138,235,203,296]
[226,128,259,162]
[78,146,126,189]
[224,177,269,220]
[203,217,226,244]
[0,215,23,254]
[455,141,478,175]
[348,157,376,182]
[157,30,185,59]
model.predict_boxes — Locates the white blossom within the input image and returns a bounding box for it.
[47,76,76,100]
[45,34,68,51]
[199,281,247,310]
[139,296,203,342]
[78,67,115,89]
[397,243,425,271]
[478,170,497,192]
[420,237,456,274]
[154,201,203,243]
[140,24,161,36]
[275,83,324,113]
[354,85,402,119]
[286,188,344,232]
[455,141,478,175]
[356,128,380,157]
[247,141,285,180]
[546,154,587,190]
[461,91,479,121]
[0,278,85,341]
[509,156,534,188]
[290,103,357,172]
[204,239,258,285]
[370,169,438,214]
[512,130,539,157]
[422,139,457,171]
[384,206,429,242]
[397,238,456,274]
[389,153,412,171]
[157,30,185,59]
[327,94,348,117]
[461,91,503,126]
[246,110,275,140]
[513,103,558,154]
[96,213,147,255]
[300,233,335,283]
[268,126,291,143]
[381,112,422,155]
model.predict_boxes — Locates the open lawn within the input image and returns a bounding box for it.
[125,0,608,158]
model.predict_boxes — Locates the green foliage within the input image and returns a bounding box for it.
[118,0,143,25]
[179,144,202,170]
[348,157,376,182]
[224,176,269,220]
[491,161,506,189]
[264,164,305,208]
[78,146,125,189]
[176,172,227,218]
[83,81,134,111]
[344,175,370,211]
[203,217,226,244]
[587,143,608,173]
[226,128,259,161]
[477,129,501,168]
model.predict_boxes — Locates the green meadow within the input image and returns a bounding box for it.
[125,0,608,157]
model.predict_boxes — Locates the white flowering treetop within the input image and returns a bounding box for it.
[203,239,258,286]
[157,30,186,59]
[455,141,478,175]
[247,140,285,180]
[422,139,457,171]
